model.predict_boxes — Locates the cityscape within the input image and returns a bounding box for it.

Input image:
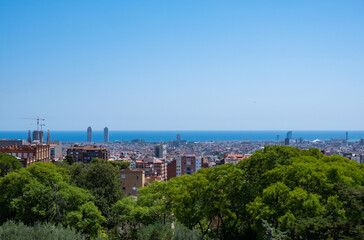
[1,125,364,197]
[1,0,364,239]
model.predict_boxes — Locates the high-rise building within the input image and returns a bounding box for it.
[177,134,181,142]
[104,127,109,143]
[154,142,167,158]
[46,129,50,144]
[39,130,44,143]
[87,127,92,143]
[286,131,292,139]
[346,131,349,141]
[28,130,32,143]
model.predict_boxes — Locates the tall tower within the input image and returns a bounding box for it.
[39,130,44,143]
[28,130,32,143]
[104,127,109,143]
[47,129,51,144]
[87,127,92,143]
[346,131,349,141]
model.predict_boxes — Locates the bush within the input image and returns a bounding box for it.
[138,222,173,240]
[0,220,83,240]
[173,224,202,240]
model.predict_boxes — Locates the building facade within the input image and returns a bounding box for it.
[154,143,167,158]
[167,160,176,180]
[120,169,145,196]
[49,141,63,161]
[176,155,204,176]
[0,144,50,166]
[67,145,110,163]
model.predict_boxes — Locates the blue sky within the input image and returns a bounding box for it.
[1,0,364,130]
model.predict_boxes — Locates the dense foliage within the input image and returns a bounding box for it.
[1,146,364,239]
[0,163,105,238]
[0,221,83,240]
[0,153,22,177]
[110,146,364,239]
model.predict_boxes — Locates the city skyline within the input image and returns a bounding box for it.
[1,1,364,130]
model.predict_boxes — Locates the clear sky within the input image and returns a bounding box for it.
[1,0,364,130]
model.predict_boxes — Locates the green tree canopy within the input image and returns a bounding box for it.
[0,163,104,238]
[111,146,364,240]
[0,153,22,177]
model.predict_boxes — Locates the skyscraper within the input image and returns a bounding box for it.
[28,130,32,143]
[104,127,109,143]
[87,127,92,143]
[39,130,44,143]
[46,129,51,144]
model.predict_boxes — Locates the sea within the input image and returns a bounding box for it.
[1,131,364,143]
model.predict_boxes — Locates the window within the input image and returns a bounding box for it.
[121,174,125,179]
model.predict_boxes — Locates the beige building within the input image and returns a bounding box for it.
[121,169,145,196]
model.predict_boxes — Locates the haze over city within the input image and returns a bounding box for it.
[1,0,364,130]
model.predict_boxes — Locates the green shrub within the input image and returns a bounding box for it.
[0,220,83,240]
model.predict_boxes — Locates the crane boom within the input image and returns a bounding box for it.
[22,117,45,131]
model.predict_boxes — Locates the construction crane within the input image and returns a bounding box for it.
[22,117,45,131]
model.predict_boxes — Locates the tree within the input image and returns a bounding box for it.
[0,153,22,177]
[0,163,105,237]
[65,158,124,228]
[109,160,130,170]
[105,146,364,239]
[64,155,74,165]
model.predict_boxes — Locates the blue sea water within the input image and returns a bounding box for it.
[0,131,364,143]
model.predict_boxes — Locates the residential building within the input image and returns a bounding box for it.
[152,159,167,181]
[49,141,63,161]
[67,145,110,163]
[0,144,50,166]
[120,169,145,196]
[223,154,250,164]
[176,154,204,176]
[167,160,176,180]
